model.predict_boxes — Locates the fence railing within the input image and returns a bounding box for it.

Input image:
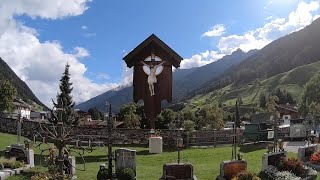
[186,130,244,147]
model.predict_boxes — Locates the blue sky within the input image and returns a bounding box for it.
[0,0,319,106]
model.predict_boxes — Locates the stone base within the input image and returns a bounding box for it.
[5,144,34,168]
[262,151,287,170]
[305,161,320,171]
[298,144,317,162]
[0,165,31,180]
[149,137,163,154]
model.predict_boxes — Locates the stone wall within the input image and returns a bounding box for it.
[0,117,179,146]
[0,117,241,146]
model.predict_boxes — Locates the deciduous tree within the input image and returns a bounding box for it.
[0,80,17,116]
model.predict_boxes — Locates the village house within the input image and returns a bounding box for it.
[12,98,31,119]
[275,104,299,125]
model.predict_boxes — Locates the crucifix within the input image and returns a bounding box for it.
[123,34,182,129]
[141,52,165,96]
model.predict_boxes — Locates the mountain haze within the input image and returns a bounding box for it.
[76,50,256,112]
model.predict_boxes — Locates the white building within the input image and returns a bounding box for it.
[12,99,31,119]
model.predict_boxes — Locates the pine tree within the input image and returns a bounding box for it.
[50,64,78,125]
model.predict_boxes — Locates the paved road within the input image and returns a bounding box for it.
[283,141,315,153]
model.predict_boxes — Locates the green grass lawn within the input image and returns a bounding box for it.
[0,132,318,180]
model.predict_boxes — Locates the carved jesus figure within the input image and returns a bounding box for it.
[141,61,165,96]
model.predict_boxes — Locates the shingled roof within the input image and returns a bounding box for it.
[123,34,183,68]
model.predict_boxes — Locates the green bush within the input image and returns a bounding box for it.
[97,168,110,180]
[117,168,135,180]
[13,161,24,168]
[234,171,260,180]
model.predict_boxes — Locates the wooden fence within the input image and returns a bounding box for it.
[186,129,243,147]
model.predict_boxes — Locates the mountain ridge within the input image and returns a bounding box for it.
[0,57,47,109]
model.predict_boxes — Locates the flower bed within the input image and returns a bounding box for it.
[259,158,317,180]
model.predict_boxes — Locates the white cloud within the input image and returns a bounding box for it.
[81,25,88,30]
[0,0,120,107]
[119,62,133,86]
[217,0,320,54]
[266,16,273,20]
[73,47,89,58]
[202,24,226,37]
[180,51,225,69]
[314,14,320,20]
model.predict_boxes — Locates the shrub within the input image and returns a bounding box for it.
[13,161,24,168]
[277,158,306,177]
[234,171,260,180]
[117,168,135,180]
[0,157,19,169]
[31,173,49,180]
[97,168,110,180]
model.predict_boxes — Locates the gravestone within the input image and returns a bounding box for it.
[262,151,287,170]
[159,163,197,180]
[66,156,76,178]
[217,160,247,180]
[149,136,163,154]
[115,148,136,176]
[298,144,317,162]
[4,144,34,168]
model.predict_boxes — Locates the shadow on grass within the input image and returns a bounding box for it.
[75,155,107,164]
[0,150,4,157]
[239,142,268,153]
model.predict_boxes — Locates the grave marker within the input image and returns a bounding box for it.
[160,163,196,180]
[218,160,247,180]
[262,151,287,170]
[115,148,136,176]
[298,144,317,162]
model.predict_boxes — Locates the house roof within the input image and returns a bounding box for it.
[276,104,298,113]
[123,34,183,68]
[13,98,31,109]
[251,112,273,124]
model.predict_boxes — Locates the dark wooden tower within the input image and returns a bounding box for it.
[123,34,182,129]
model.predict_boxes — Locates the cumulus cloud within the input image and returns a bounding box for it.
[0,0,119,107]
[184,1,320,69]
[217,0,320,54]
[202,24,226,37]
[180,51,225,69]
[73,47,90,58]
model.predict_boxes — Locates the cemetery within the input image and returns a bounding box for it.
[1,34,320,180]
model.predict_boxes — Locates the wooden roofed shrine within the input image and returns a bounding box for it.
[123,34,182,129]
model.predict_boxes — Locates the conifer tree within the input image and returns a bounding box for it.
[50,64,78,125]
